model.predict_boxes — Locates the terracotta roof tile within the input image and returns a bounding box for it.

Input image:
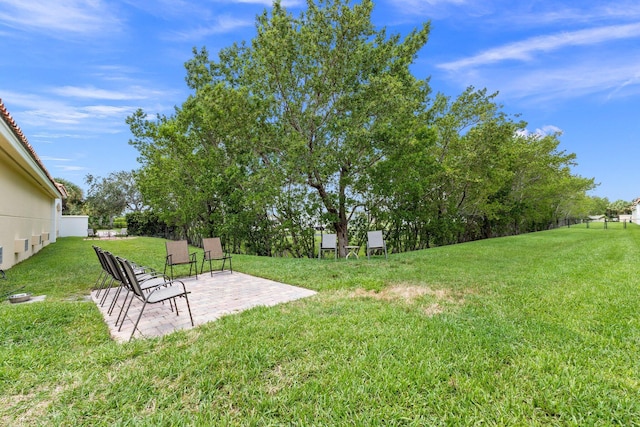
[0,98,62,197]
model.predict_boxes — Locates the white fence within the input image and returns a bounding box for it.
[59,215,89,237]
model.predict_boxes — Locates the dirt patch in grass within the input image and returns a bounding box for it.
[349,284,473,317]
[423,303,445,316]
[350,284,459,302]
[1,384,66,426]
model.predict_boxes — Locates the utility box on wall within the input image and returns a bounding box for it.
[14,238,28,253]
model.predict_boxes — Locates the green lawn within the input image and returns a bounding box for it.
[2,224,640,425]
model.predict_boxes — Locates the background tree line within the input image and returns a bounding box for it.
[72,0,616,257]
[124,0,597,256]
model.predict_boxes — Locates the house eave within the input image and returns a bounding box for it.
[0,99,64,199]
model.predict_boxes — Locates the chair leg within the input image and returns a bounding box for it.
[115,291,131,327]
[129,301,149,341]
[94,270,105,296]
[118,294,137,332]
[107,284,124,315]
[182,294,194,326]
[95,271,110,298]
[100,278,116,306]
[166,297,175,314]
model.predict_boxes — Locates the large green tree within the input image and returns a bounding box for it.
[85,170,142,228]
[587,196,609,216]
[608,199,632,217]
[127,82,272,248]
[185,0,430,256]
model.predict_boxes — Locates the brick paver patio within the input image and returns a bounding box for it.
[91,271,316,342]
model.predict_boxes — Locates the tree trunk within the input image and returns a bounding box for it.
[334,220,348,258]
[309,175,350,257]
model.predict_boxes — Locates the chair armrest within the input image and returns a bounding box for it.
[167,279,190,293]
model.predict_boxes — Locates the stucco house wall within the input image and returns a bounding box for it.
[0,99,65,271]
[633,200,640,224]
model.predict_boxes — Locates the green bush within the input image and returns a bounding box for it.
[125,211,173,237]
[112,217,127,228]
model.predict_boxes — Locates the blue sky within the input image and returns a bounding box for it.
[1,0,639,202]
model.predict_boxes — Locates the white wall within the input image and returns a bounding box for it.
[59,215,89,237]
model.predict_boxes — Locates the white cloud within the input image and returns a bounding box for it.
[517,125,563,139]
[492,57,640,103]
[438,23,640,71]
[121,0,212,20]
[385,0,469,17]
[55,165,88,172]
[84,105,137,116]
[226,0,303,6]
[402,0,608,22]
[509,3,640,27]
[171,15,253,41]
[27,132,85,143]
[40,156,73,161]
[387,0,468,8]
[50,85,151,101]
[0,0,123,36]
[1,90,134,130]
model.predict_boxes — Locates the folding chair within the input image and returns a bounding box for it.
[92,245,109,296]
[318,233,337,259]
[201,237,232,276]
[164,240,198,280]
[117,256,194,341]
[366,230,387,259]
[102,251,165,325]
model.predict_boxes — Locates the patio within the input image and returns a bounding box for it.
[91,271,317,342]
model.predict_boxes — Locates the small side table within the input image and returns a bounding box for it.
[345,246,360,259]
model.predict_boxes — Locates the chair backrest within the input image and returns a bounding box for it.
[93,246,108,271]
[202,237,223,260]
[321,233,337,250]
[117,256,145,297]
[102,250,126,285]
[367,230,384,249]
[166,240,190,265]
